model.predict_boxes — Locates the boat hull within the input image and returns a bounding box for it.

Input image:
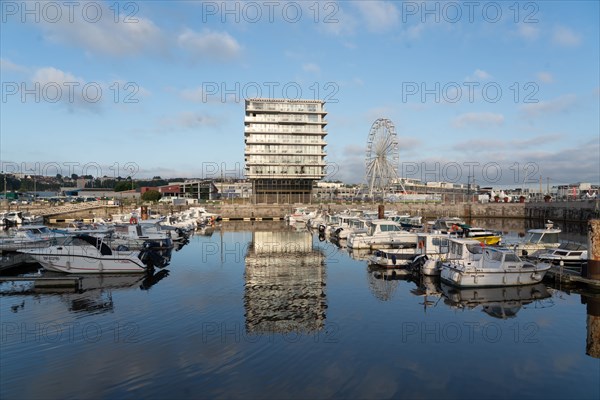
[19,251,147,274]
[440,264,551,287]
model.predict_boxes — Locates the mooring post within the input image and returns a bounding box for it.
[378,204,384,219]
[587,219,600,281]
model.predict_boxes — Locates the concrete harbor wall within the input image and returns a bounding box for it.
[8,199,599,223]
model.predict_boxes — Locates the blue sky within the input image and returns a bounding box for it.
[1,0,599,188]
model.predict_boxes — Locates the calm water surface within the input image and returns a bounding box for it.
[1,221,599,399]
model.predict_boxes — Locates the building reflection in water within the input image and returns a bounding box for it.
[582,294,600,359]
[244,231,326,334]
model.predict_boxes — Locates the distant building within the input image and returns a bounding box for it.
[179,180,218,200]
[244,98,328,203]
[140,184,181,198]
[215,181,252,199]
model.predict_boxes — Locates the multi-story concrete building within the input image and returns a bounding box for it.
[244,98,327,203]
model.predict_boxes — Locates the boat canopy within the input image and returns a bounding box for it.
[72,234,113,256]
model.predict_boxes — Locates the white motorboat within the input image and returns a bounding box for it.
[440,238,551,287]
[389,214,423,229]
[1,211,42,226]
[369,246,418,268]
[331,216,369,240]
[108,224,173,250]
[53,222,113,239]
[430,217,466,234]
[0,225,68,252]
[139,219,189,242]
[347,219,418,250]
[285,207,317,224]
[531,242,587,267]
[18,234,167,274]
[410,233,451,276]
[506,220,562,257]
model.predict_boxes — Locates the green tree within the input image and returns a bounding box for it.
[142,190,162,202]
[115,181,136,192]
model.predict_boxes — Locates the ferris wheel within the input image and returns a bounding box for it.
[365,118,400,197]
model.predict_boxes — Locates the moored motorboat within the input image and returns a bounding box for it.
[347,219,418,250]
[18,234,167,274]
[440,238,551,287]
[531,242,587,268]
[505,220,562,257]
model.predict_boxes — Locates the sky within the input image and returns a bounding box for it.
[1,0,599,189]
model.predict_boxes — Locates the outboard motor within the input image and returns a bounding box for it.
[139,241,169,269]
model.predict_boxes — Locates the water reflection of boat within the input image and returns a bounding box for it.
[366,264,412,301]
[244,230,326,334]
[347,249,372,261]
[440,282,552,319]
[4,269,169,314]
[410,275,443,312]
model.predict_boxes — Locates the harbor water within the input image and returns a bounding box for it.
[1,220,599,399]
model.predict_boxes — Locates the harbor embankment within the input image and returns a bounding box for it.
[9,199,597,223]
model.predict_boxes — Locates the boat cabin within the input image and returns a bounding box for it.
[416,234,450,256]
[366,220,405,236]
[69,234,113,256]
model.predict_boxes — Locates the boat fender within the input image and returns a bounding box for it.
[130,217,138,224]
[392,254,397,265]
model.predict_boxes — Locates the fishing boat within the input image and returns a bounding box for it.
[440,238,551,287]
[18,234,167,274]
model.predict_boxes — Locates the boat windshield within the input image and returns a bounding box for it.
[70,235,113,256]
[466,244,484,254]
[526,232,559,244]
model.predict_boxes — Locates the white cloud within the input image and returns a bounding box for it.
[1,58,28,73]
[31,67,92,109]
[516,24,540,41]
[37,3,165,57]
[453,112,504,128]
[177,29,241,62]
[520,94,577,118]
[302,63,321,74]
[536,72,554,84]
[552,26,581,47]
[354,1,399,33]
[466,69,492,81]
[318,3,358,36]
[29,67,149,111]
